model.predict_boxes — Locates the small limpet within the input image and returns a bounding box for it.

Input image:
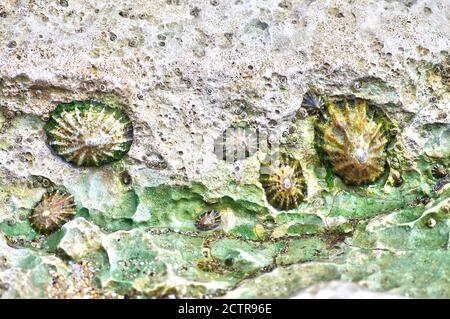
[30,190,76,235]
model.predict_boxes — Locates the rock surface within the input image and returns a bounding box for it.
[0,0,449,298]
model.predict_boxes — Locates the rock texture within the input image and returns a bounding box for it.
[0,0,449,298]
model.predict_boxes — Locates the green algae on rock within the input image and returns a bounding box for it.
[45,100,133,167]
[259,153,306,211]
[29,190,76,235]
[319,99,388,186]
[1,0,450,300]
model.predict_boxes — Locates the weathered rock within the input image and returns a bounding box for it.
[0,0,449,298]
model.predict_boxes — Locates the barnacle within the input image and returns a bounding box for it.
[195,210,222,231]
[321,99,388,185]
[259,153,306,211]
[45,100,133,167]
[29,190,76,235]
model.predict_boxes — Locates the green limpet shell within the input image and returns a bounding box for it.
[259,153,307,211]
[321,99,388,185]
[29,190,76,235]
[45,100,134,167]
